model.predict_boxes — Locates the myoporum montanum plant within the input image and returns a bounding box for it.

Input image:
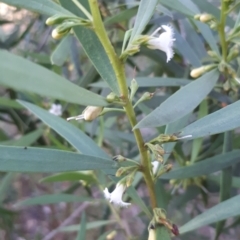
[2,0,240,239]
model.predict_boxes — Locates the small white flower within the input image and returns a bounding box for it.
[49,103,62,116]
[152,161,159,175]
[147,25,175,62]
[103,183,131,208]
[67,106,103,122]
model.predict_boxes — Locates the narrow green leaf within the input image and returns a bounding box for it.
[0,51,107,107]
[190,99,208,163]
[16,194,92,206]
[234,10,240,29]
[178,100,240,139]
[51,35,71,66]
[60,220,116,232]
[180,194,240,234]
[163,114,191,164]
[194,21,221,56]
[161,150,240,180]
[0,146,113,173]
[59,0,120,95]
[40,172,96,184]
[155,179,169,209]
[90,77,191,88]
[0,0,72,16]
[174,29,201,67]
[76,212,86,240]
[18,100,109,159]
[73,27,120,94]
[135,70,219,129]
[126,186,152,219]
[215,131,233,239]
[161,0,198,16]
[104,7,138,26]
[129,0,159,43]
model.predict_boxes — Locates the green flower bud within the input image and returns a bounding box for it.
[46,14,72,26]
[130,78,139,100]
[227,46,239,62]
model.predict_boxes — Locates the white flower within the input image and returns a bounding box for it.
[49,103,62,116]
[103,183,131,208]
[152,161,159,175]
[67,106,103,122]
[147,25,175,62]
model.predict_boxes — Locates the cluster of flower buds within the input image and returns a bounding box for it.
[194,13,217,29]
[170,161,206,190]
[150,133,192,144]
[145,143,165,163]
[106,92,125,105]
[46,14,91,40]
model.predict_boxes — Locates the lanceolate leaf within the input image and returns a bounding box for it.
[180,194,240,234]
[59,0,120,94]
[161,150,240,180]
[0,146,113,173]
[128,0,159,44]
[18,100,109,159]
[16,194,93,206]
[178,100,240,139]
[60,220,116,232]
[134,70,219,129]
[90,77,191,88]
[0,51,107,107]
[0,0,72,16]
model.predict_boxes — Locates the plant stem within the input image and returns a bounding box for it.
[89,0,157,209]
[219,0,228,61]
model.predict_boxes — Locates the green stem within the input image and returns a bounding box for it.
[89,0,157,209]
[219,0,228,61]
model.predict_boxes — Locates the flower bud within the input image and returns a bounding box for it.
[207,50,220,60]
[112,155,126,162]
[67,106,103,122]
[194,14,201,20]
[106,230,117,240]
[227,46,239,62]
[130,78,139,100]
[83,106,103,121]
[199,13,214,23]
[190,65,216,78]
[126,170,137,187]
[106,92,119,103]
[115,166,137,177]
[46,15,71,26]
[52,28,70,40]
[134,92,155,108]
